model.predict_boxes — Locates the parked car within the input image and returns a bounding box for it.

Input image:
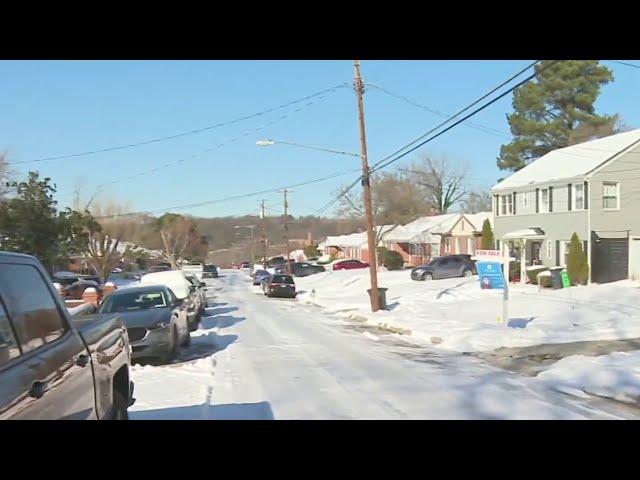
[146,265,172,273]
[64,280,103,300]
[139,271,201,331]
[203,264,219,278]
[181,263,204,281]
[52,272,102,287]
[98,285,191,363]
[275,262,326,277]
[239,262,252,272]
[0,251,134,419]
[253,269,271,285]
[332,259,369,271]
[410,254,477,281]
[183,273,208,316]
[261,274,297,299]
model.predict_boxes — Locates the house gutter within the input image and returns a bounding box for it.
[586,177,592,284]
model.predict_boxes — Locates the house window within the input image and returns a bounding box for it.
[500,195,513,215]
[523,192,528,208]
[574,184,584,210]
[540,189,549,213]
[468,237,476,255]
[455,238,462,254]
[546,240,552,259]
[444,237,451,253]
[432,243,440,258]
[603,182,619,210]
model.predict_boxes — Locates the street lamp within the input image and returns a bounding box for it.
[256,140,361,158]
[255,133,382,312]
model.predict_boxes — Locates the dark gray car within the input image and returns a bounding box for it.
[98,285,191,363]
[410,254,477,281]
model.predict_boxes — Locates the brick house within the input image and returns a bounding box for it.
[383,212,492,266]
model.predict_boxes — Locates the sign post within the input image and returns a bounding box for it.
[473,249,514,324]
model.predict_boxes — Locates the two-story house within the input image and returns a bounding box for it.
[491,128,640,284]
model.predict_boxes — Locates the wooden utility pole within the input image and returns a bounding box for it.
[260,200,268,262]
[282,189,293,274]
[354,60,381,312]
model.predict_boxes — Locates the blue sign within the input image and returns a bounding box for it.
[477,261,506,290]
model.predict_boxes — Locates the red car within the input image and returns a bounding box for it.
[332,259,369,271]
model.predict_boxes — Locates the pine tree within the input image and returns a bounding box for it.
[480,219,494,249]
[566,232,589,285]
[498,60,617,173]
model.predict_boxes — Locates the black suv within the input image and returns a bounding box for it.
[410,254,477,281]
[203,264,219,278]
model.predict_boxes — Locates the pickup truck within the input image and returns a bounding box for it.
[0,251,135,420]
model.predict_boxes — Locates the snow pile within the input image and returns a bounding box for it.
[294,269,640,352]
[537,351,640,404]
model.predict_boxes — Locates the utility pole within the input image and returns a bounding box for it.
[354,60,381,312]
[260,200,268,263]
[282,189,293,274]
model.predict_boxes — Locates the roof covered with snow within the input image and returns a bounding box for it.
[320,225,398,249]
[384,214,460,243]
[491,129,640,192]
[464,211,492,231]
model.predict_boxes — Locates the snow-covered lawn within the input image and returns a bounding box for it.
[538,351,640,404]
[293,269,640,353]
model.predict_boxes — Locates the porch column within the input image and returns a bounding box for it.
[520,239,527,284]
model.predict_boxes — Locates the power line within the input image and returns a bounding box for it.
[366,82,511,139]
[609,60,640,70]
[371,61,560,174]
[92,168,360,219]
[369,60,542,172]
[58,85,341,199]
[8,84,349,166]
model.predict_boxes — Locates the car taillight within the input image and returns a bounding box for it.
[270,283,279,288]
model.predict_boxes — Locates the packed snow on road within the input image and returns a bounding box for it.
[128,270,640,420]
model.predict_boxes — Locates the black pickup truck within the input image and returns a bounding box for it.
[0,251,135,420]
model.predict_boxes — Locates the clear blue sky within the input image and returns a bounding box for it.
[1,60,638,218]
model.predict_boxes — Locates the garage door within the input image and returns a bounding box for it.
[591,232,629,284]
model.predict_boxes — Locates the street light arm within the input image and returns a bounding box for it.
[256,139,361,158]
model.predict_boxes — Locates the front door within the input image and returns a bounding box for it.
[529,241,542,265]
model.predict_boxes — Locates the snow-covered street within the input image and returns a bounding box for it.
[129,271,640,420]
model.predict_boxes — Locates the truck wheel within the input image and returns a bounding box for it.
[112,390,129,420]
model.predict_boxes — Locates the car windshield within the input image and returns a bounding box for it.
[99,291,168,313]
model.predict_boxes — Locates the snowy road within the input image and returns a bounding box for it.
[129,271,638,420]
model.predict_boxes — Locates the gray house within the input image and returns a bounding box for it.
[490,129,640,284]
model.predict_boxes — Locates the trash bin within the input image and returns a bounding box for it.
[548,267,563,290]
[367,287,389,310]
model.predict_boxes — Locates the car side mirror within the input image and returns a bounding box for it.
[174,298,184,307]
[199,281,206,288]
[189,285,196,292]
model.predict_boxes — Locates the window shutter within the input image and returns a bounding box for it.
[512,192,517,215]
[567,184,572,211]
[495,195,500,216]
[549,186,554,212]
[583,181,589,209]
[535,188,540,213]
[555,240,560,266]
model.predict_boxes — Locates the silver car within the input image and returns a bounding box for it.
[97,285,191,363]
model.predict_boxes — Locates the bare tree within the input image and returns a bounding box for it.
[461,190,492,214]
[83,200,132,282]
[333,171,433,225]
[157,213,198,269]
[403,155,468,214]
